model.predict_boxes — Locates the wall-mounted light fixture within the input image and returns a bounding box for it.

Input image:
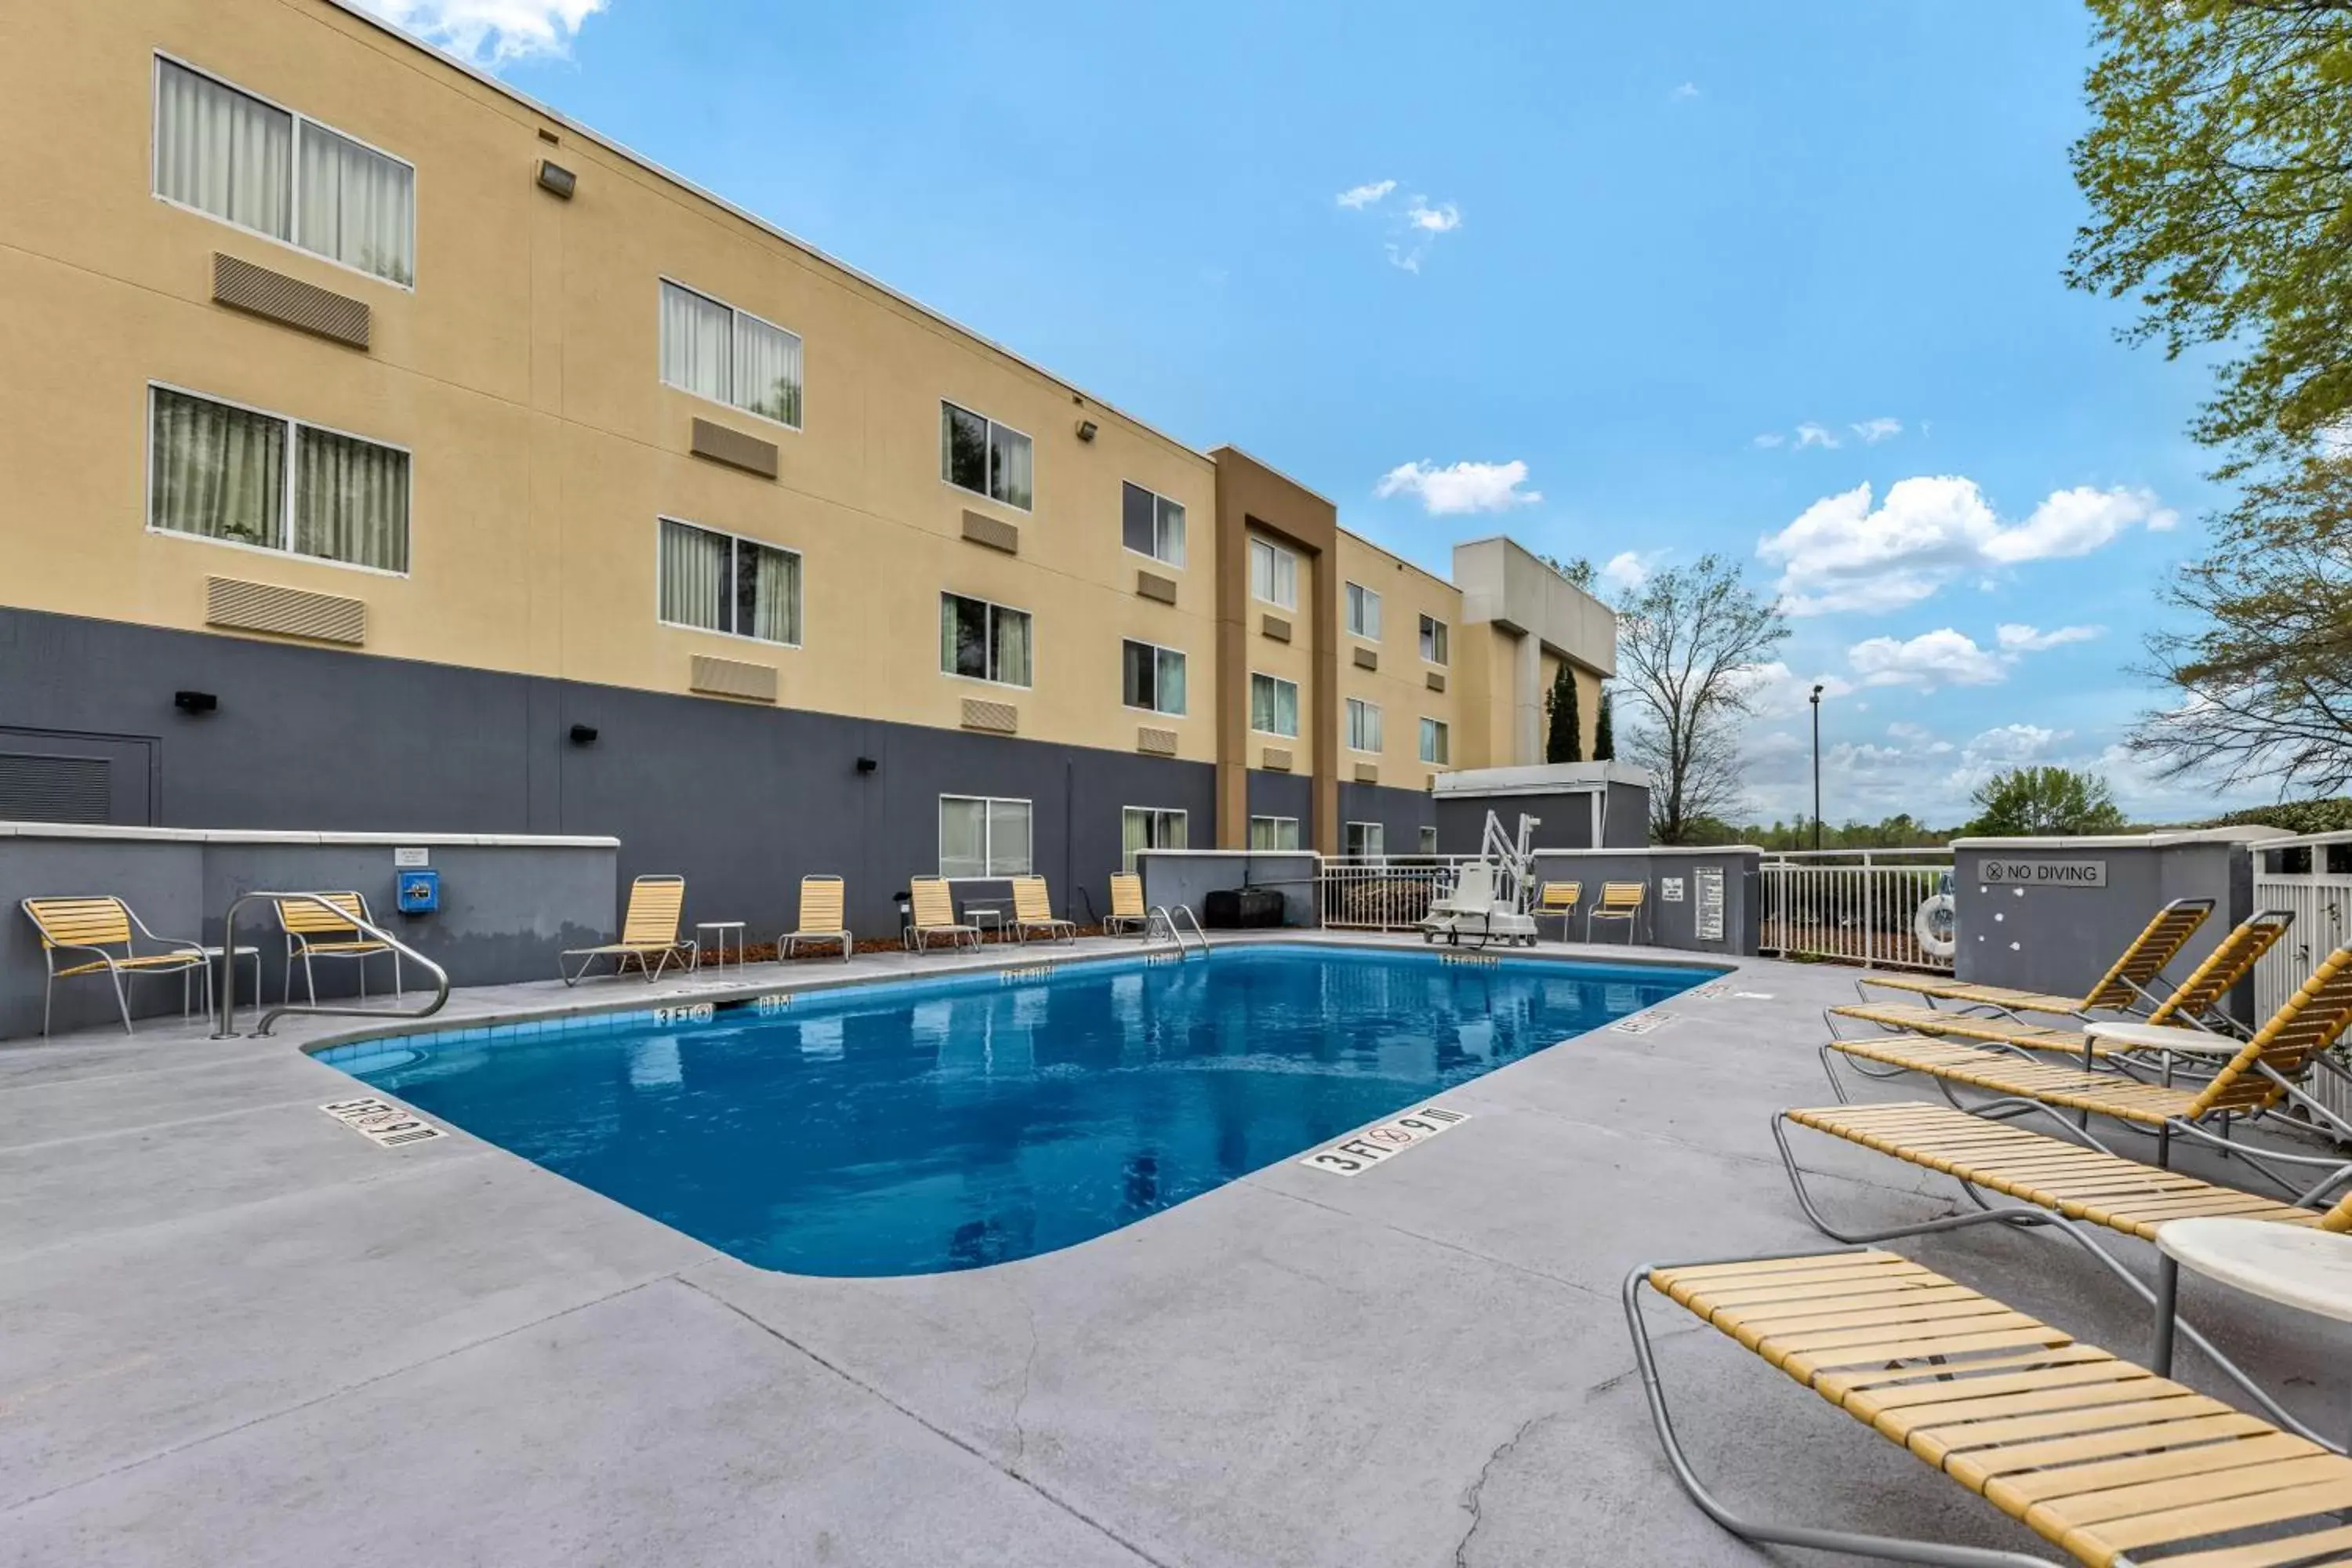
[1075,419,1098,443]
[535,159,577,200]
[173,690,218,715]
[568,723,599,746]
[855,756,879,774]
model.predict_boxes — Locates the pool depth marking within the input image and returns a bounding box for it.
[321,1097,445,1147]
[1298,1105,1470,1175]
[654,1002,717,1025]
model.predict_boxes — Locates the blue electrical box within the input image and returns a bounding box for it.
[396,869,440,914]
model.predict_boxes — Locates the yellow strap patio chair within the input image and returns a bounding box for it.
[1857,895,2216,1023]
[1586,880,1646,944]
[905,877,980,953]
[20,895,210,1036]
[1534,880,1581,940]
[1626,1246,2352,1566]
[561,873,695,984]
[779,874,851,962]
[276,891,401,1006]
[1105,873,1150,937]
[1010,877,1076,944]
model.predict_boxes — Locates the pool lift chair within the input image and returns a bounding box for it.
[1420,811,1541,949]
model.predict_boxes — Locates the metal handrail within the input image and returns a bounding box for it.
[1145,903,1207,957]
[211,890,450,1038]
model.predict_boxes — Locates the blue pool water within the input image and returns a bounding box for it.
[332,945,1710,1276]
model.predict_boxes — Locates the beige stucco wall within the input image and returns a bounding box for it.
[1333,531,1461,789]
[1243,532,1316,775]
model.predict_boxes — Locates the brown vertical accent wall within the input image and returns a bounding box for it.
[1210,448,1338,852]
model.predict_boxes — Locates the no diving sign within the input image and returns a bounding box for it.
[1299,1105,1469,1175]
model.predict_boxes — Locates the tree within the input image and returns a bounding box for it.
[1540,554,1597,591]
[1545,663,1581,763]
[2129,453,2352,793]
[1966,767,2129,837]
[2067,2,2352,469]
[1594,687,1614,760]
[1613,554,1790,844]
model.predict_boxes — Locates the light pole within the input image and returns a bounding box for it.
[1809,684,1824,852]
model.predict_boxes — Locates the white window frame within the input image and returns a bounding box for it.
[1249,536,1298,610]
[151,53,418,292]
[1250,671,1301,739]
[1121,638,1188,717]
[1345,821,1386,858]
[655,516,804,648]
[940,400,1034,514]
[1420,717,1452,765]
[1248,815,1301,851]
[1345,696,1382,755]
[144,380,412,579]
[1417,825,1439,855]
[1345,581,1382,641]
[1419,613,1450,666]
[657,277,804,433]
[1120,481,1187,568]
[938,794,1033,877]
[1120,805,1189,873]
[939,590,1036,690]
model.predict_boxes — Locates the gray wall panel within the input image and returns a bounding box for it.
[1334,781,1434,854]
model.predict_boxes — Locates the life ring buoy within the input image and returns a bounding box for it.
[1914,892,1957,960]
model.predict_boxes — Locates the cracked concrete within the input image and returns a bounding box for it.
[6,932,2351,1565]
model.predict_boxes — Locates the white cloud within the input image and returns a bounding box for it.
[1751,432,1786,449]
[356,0,603,63]
[2318,421,2352,458]
[1336,180,1396,209]
[1671,82,1702,102]
[1995,622,2102,653]
[1374,459,1539,515]
[1794,423,1841,450]
[1757,477,2178,616]
[1849,416,1903,444]
[1405,201,1461,234]
[1598,549,1666,596]
[1848,629,2008,689]
[1737,662,1857,717]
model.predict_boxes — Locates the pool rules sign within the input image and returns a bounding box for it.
[1298,1105,1469,1174]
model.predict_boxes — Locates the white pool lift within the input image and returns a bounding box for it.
[1420,811,1541,948]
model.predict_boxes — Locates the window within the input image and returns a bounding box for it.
[1250,672,1300,738]
[659,281,804,428]
[1345,697,1382,753]
[148,385,408,572]
[153,57,414,285]
[1420,613,1450,665]
[941,401,1033,510]
[1122,640,1188,716]
[1249,536,1298,608]
[1420,717,1451,765]
[1345,822,1386,858]
[1345,582,1382,640]
[940,593,1033,687]
[939,796,1032,877]
[1248,815,1301,851]
[1121,481,1186,566]
[1418,826,1439,855]
[658,518,801,644]
[1121,807,1189,872]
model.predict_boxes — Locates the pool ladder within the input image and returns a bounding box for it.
[210,891,451,1038]
[1146,903,1207,957]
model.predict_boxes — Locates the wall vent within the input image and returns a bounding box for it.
[1261,746,1294,772]
[1261,614,1292,643]
[1352,646,1378,671]
[1355,764,1378,784]
[212,252,370,348]
[960,510,1019,554]
[0,753,110,825]
[690,654,777,702]
[1425,670,1446,693]
[689,418,779,479]
[1135,571,1177,605]
[206,575,366,645]
[1136,726,1178,757]
[962,699,1018,735]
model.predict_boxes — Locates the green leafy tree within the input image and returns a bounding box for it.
[1614,554,1790,844]
[1545,663,1581,763]
[1539,554,1597,591]
[1594,687,1614,760]
[1965,767,2129,837]
[2068,2,2352,469]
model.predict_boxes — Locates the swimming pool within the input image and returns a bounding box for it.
[326,943,1712,1276]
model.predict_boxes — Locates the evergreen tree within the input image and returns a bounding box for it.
[1594,687,1614,761]
[1545,664,1581,763]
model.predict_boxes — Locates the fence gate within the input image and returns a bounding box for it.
[1759,850,1955,972]
[2251,831,2352,1128]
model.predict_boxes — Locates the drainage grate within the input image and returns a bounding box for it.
[321,1097,444,1146]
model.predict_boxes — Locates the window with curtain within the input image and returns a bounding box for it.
[1345,698,1382,753]
[1250,673,1299,737]
[940,593,1032,686]
[1420,614,1450,665]
[1120,481,1185,566]
[658,518,801,644]
[1248,816,1301,851]
[151,386,408,571]
[1120,807,1188,873]
[154,58,413,285]
[659,281,803,428]
[1249,536,1298,608]
[1345,582,1381,639]
[1345,822,1385,858]
[941,401,1032,510]
[940,795,1032,876]
[1121,640,1186,716]
[1420,717,1451,764]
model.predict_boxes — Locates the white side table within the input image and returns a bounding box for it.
[694,921,745,973]
[2155,1217,2352,1445]
[194,944,262,1024]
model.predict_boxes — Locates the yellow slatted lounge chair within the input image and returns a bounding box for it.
[1534,880,1581,941]
[905,877,980,953]
[561,873,695,984]
[1587,880,1646,944]
[779,874,851,961]
[20,896,209,1036]
[1010,876,1077,944]
[1105,873,1150,937]
[276,891,401,1006]
[1625,1247,2352,1566]
[1857,895,2216,1022]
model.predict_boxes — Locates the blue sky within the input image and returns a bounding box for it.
[369,0,2256,827]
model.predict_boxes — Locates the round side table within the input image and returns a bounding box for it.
[2155,1217,2352,1448]
[694,921,746,972]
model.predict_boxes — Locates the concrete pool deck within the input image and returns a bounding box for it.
[5,934,2350,1566]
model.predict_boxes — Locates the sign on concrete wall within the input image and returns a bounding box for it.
[1661,877,1685,902]
[1977,858,2107,889]
[1695,866,1725,942]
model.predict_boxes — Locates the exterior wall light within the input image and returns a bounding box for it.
[568,724,598,745]
[173,690,218,714]
[1076,419,1098,442]
[855,756,879,774]
[536,160,577,200]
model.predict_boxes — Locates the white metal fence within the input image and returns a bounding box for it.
[2250,830,2352,1126]
[1759,849,1956,972]
[1316,855,1472,931]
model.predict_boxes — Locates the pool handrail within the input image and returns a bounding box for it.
[1146,903,1207,956]
[210,891,449,1038]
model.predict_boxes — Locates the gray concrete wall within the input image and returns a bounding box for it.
[1438,793,1598,854]
[1529,847,1763,957]
[1334,781,1435,854]
[1137,851,1319,928]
